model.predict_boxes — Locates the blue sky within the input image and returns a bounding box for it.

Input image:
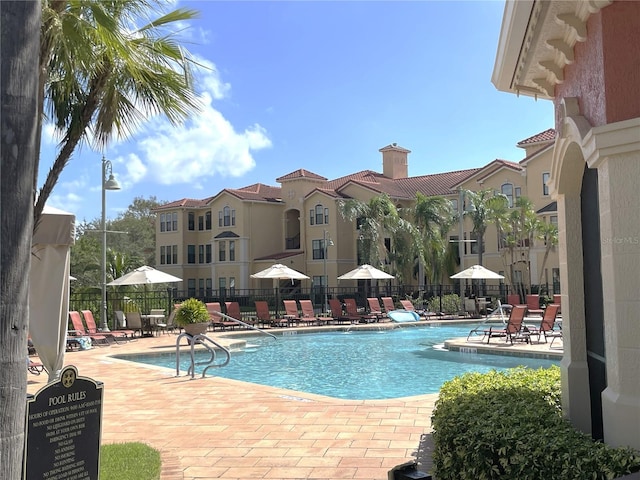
[40,1,554,223]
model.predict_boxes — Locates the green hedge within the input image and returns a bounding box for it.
[427,293,462,314]
[431,367,640,480]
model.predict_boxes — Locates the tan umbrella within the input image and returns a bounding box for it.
[337,264,395,280]
[450,264,504,280]
[107,265,182,285]
[251,264,309,316]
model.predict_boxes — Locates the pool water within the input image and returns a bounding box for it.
[119,324,559,400]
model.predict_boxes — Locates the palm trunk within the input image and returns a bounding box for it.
[0,1,41,476]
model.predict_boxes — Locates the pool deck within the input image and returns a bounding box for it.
[26,321,562,480]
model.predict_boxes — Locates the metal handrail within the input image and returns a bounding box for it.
[213,311,277,340]
[175,332,230,379]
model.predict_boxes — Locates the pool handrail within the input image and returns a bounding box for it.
[214,311,277,340]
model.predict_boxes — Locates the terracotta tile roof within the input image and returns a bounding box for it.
[219,183,283,203]
[154,197,214,211]
[518,143,554,165]
[276,169,327,182]
[472,159,524,184]
[254,251,304,261]
[517,128,556,147]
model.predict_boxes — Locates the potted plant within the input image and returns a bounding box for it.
[174,298,209,336]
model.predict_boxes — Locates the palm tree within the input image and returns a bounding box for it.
[537,221,559,288]
[34,0,201,226]
[463,189,507,265]
[411,193,456,285]
[338,194,403,270]
[1,1,41,475]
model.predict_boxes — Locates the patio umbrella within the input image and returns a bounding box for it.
[251,264,309,316]
[450,264,504,280]
[337,264,395,280]
[108,266,182,314]
[107,265,182,285]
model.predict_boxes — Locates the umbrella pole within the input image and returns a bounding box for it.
[275,284,279,317]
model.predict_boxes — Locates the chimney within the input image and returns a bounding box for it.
[380,143,410,179]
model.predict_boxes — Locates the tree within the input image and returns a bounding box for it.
[1,1,41,475]
[411,193,456,285]
[537,221,558,288]
[34,0,201,226]
[338,194,408,271]
[462,189,505,266]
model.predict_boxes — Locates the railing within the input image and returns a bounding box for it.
[71,282,561,330]
[175,332,230,379]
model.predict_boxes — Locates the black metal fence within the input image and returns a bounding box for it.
[70,281,560,330]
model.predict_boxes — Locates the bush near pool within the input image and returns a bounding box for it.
[431,366,640,480]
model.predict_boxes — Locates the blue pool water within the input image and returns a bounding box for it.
[118,324,559,400]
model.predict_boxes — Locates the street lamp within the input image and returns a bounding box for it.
[101,156,121,332]
[322,230,334,314]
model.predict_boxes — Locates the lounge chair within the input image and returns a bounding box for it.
[81,309,134,343]
[399,299,415,311]
[68,310,110,346]
[28,359,45,375]
[483,305,528,344]
[298,299,323,326]
[367,297,386,321]
[526,304,561,344]
[283,299,317,326]
[328,298,358,324]
[381,297,396,314]
[254,300,276,328]
[345,298,376,323]
[553,294,562,315]
[223,302,243,330]
[525,294,544,317]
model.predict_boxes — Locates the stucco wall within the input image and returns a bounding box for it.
[555,2,640,128]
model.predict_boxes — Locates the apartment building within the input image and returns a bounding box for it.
[154,130,558,298]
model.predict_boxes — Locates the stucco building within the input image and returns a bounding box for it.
[154,130,559,302]
[493,0,640,449]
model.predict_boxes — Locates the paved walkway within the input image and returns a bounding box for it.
[27,321,563,479]
[27,329,438,480]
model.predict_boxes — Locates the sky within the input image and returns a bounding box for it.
[40,0,554,224]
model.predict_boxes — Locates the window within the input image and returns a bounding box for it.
[219,277,226,291]
[542,172,550,196]
[206,278,212,296]
[198,215,204,231]
[451,199,458,212]
[159,212,177,232]
[220,206,235,227]
[187,279,196,297]
[501,183,514,207]
[229,240,235,262]
[205,244,212,263]
[205,211,212,230]
[310,204,328,225]
[219,241,226,262]
[229,277,235,295]
[515,187,521,202]
[198,245,204,263]
[198,279,204,296]
[160,245,177,264]
[187,245,196,264]
[312,239,325,260]
[188,212,195,231]
[550,215,558,226]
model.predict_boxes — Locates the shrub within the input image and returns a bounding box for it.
[431,366,640,479]
[427,293,462,314]
[173,297,209,326]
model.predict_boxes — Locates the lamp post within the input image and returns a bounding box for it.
[323,230,334,314]
[101,156,121,331]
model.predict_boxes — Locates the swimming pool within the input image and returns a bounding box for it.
[118,324,559,400]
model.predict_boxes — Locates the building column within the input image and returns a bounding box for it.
[588,119,640,448]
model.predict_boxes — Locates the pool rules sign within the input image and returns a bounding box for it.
[24,366,103,480]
